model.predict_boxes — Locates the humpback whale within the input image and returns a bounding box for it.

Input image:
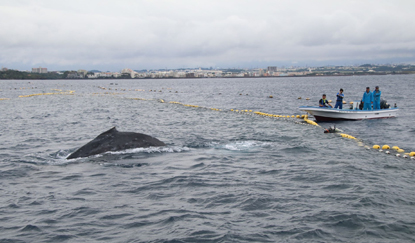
[67,127,166,159]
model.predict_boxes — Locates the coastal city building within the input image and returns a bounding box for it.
[32,67,48,73]
[77,69,88,77]
[121,68,136,78]
[267,66,277,72]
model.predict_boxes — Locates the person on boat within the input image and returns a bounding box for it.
[373,86,381,110]
[334,88,344,109]
[319,94,333,108]
[362,87,373,110]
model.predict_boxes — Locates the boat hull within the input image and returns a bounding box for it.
[299,106,398,122]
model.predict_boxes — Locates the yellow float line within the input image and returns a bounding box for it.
[166,100,414,158]
[303,117,320,127]
[339,133,357,140]
[168,102,368,146]
[300,113,413,157]
[168,101,201,108]
[371,145,415,157]
[18,91,74,98]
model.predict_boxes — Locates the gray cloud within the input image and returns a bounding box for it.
[1,0,414,71]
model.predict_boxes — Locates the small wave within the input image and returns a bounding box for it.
[212,140,272,151]
[98,163,148,168]
[107,146,190,155]
[51,149,73,159]
[46,146,190,165]
[20,224,41,232]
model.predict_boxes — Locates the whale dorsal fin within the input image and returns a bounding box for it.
[101,127,117,136]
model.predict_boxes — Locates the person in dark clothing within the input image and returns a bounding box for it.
[319,94,332,108]
[334,88,344,109]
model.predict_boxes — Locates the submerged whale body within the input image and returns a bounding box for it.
[67,127,166,159]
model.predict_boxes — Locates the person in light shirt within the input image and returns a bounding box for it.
[373,86,381,110]
[362,87,373,110]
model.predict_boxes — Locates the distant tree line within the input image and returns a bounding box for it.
[0,70,133,79]
[372,65,415,72]
[0,70,63,79]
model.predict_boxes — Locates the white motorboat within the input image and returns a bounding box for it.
[299,101,398,122]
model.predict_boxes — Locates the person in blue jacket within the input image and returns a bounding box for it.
[334,88,344,109]
[362,87,373,110]
[373,86,381,110]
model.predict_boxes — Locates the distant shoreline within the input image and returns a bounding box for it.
[1,72,413,80]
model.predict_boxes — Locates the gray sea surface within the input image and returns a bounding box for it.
[1,75,415,242]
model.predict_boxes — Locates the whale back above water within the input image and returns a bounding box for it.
[67,127,166,159]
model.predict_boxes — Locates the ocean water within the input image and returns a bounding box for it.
[1,75,415,242]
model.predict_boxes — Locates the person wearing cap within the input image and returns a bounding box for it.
[334,88,344,109]
[319,94,332,108]
[362,87,373,110]
[373,86,381,110]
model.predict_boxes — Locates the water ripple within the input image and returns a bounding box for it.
[1,76,415,242]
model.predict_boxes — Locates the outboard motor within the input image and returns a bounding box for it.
[380,99,390,109]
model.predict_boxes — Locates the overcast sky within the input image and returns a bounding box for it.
[1,0,414,71]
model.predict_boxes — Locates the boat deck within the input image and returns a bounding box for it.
[299,106,399,122]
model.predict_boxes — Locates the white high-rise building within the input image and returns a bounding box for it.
[32,67,48,73]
